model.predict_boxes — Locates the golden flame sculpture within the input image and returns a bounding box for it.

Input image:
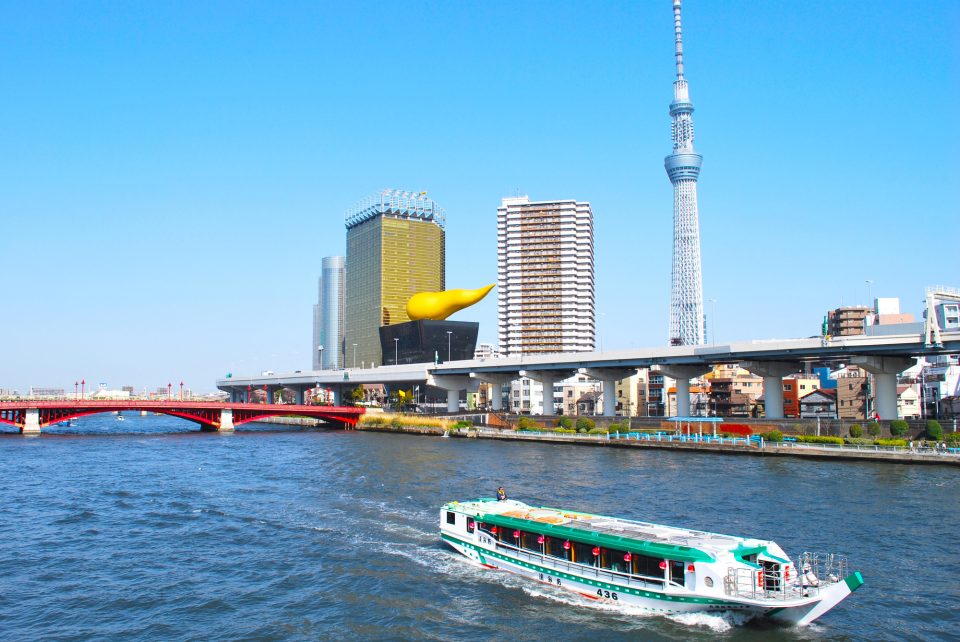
[406,284,495,321]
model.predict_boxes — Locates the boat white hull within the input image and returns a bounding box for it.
[442,533,861,625]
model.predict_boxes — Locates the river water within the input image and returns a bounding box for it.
[1,415,956,641]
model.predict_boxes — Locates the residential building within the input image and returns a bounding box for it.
[833,365,868,419]
[560,376,601,416]
[800,389,837,418]
[28,387,65,398]
[827,306,870,337]
[474,343,503,360]
[705,364,763,417]
[497,196,594,355]
[897,384,921,419]
[919,355,960,418]
[344,190,445,367]
[782,375,821,418]
[614,371,642,417]
[314,255,345,369]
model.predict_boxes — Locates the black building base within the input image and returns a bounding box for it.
[379,320,479,366]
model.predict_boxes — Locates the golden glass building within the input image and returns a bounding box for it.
[344,189,445,367]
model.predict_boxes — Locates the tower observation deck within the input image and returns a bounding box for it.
[665,0,705,346]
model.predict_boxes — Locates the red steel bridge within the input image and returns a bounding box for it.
[0,400,364,434]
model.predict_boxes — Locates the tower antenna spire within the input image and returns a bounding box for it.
[673,0,685,79]
[665,0,705,346]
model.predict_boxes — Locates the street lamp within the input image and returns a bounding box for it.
[167,383,172,400]
[318,345,324,370]
[81,379,85,400]
[865,279,874,311]
[353,343,357,369]
[74,381,79,400]
[708,298,717,344]
[394,337,399,365]
[447,330,452,362]
[180,381,184,401]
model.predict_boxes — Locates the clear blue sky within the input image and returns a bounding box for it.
[1,0,957,393]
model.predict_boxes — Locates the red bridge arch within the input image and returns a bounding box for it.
[0,401,364,432]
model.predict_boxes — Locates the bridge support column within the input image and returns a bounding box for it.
[582,368,638,417]
[742,361,801,419]
[331,386,342,406]
[22,408,41,435]
[659,366,712,417]
[229,390,239,403]
[294,388,304,405]
[851,356,915,420]
[219,408,235,432]
[264,387,274,404]
[520,370,575,417]
[470,373,516,412]
[429,375,477,414]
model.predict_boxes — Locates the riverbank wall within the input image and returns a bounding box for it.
[354,423,960,467]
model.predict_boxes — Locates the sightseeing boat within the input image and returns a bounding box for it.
[440,498,863,626]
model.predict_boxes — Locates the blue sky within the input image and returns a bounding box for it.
[1,0,957,393]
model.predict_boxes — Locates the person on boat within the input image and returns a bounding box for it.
[496,487,507,501]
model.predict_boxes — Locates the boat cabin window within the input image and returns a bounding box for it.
[446,511,457,525]
[670,560,686,587]
[633,554,666,581]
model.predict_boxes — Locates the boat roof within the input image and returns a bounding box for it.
[444,499,777,564]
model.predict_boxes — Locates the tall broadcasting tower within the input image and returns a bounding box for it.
[665,0,705,346]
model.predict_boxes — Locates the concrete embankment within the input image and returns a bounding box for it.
[354,423,960,467]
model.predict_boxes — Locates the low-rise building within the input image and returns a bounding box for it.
[800,388,837,418]
[783,375,821,418]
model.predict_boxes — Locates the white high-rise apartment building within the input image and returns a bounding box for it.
[497,196,595,355]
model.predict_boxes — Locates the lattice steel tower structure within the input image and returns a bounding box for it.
[665,0,705,346]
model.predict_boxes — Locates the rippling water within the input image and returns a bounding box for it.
[1,414,957,641]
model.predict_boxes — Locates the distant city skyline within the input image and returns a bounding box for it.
[1,1,957,391]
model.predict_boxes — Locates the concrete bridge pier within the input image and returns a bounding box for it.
[659,366,711,417]
[219,408,235,432]
[742,361,801,419]
[264,386,274,404]
[22,408,41,435]
[851,356,915,419]
[294,387,304,405]
[582,368,638,417]
[520,370,574,417]
[430,375,476,413]
[470,373,516,412]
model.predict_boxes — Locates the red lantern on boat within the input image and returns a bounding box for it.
[659,561,667,570]
[624,553,632,562]
[467,520,474,528]
[563,540,571,550]
[513,530,520,539]
[687,564,695,572]
[592,547,600,557]
[491,526,498,534]
[537,535,545,544]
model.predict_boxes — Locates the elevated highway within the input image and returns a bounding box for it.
[217,330,960,420]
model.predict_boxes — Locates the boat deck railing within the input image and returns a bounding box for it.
[723,552,847,602]
[491,540,681,592]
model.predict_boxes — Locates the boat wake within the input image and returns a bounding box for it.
[515,582,747,633]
